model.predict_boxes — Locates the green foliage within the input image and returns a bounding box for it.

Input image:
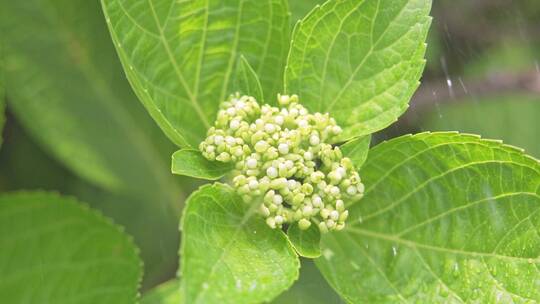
[0,0,184,285]
[0,192,142,303]
[141,280,182,304]
[424,95,540,158]
[180,183,299,303]
[341,135,372,169]
[288,223,322,258]
[272,259,343,304]
[316,132,540,302]
[235,56,265,103]
[3,0,539,302]
[172,149,233,180]
[1,0,179,198]
[285,0,432,142]
[102,0,289,148]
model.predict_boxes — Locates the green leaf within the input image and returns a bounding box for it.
[316,132,540,303]
[235,55,264,103]
[142,280,183,304]
[180,183,300,304]
[287,222,321,258]
[102,0,290,148]
[0,192,142,303]
[1,0,180,198]
[272,260,343,304]
[423,94,540,159]
[288,0,326,25]
[340,135,371,169]
[0,0,184,285]
[285,0,432,141]
[171,149,233,180]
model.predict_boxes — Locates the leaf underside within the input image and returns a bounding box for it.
[287,222,322,258]
[171,149,233,180]
[285,0,432,141]
[180,183,300,304]
[0,192,142,304]
[102,0,290,148]
[341,135,372,169]
[316,132,540,303]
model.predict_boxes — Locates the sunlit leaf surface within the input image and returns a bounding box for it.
[102,0,289,147]
[180,183,299,304]
[285,0,432,141]
[316,132,540,302]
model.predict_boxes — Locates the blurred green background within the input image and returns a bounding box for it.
[0,0,538,301]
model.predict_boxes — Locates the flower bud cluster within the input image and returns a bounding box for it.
[199,93,364,232]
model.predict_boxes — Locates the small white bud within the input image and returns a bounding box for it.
[255,140,268,152]
[312,195,323,208]
[246,158,258,169]
[275,215,284,225]
[304,151,313,161]
[235,100,246,109]
[346,185,357,195]
[265,123,276,133]
[226,107,236,116]
[279,94,290,105]
[266,167,278,178]
[214,135,224,145]
[248,179,259,190]
[266,217,276,229]
[278,143,289,155]
[274,115,284,125]
[332,125,342,134]
[297,119,308,128]
[335,199,344,211]
[230,119,240,130]
[273,194,283,205]
[285,160,294,169]
[309,135,320,146]
[336,167,346,178]
[330,210,339,221]
[226,136,236,145]
[303,205,313,216]
[330,186,340,196]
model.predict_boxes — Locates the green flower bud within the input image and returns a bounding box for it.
[199,93,363,232]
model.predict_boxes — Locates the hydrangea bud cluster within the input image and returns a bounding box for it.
[199,93,364,232]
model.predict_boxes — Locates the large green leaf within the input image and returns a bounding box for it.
[285,0,432,142]
[102,0,289,148]
[316,132,540,302]
[423,94,540,158]
[180,183,300,303]
[171,149,233,180]
[0,0,183,285]
[0,192,142,303]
